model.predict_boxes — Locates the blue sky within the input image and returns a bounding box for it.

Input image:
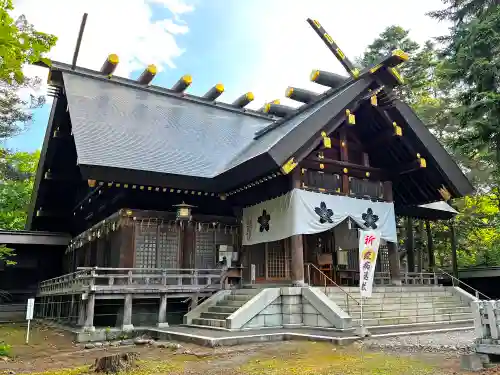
[8,0,450,152]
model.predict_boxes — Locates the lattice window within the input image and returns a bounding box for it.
[195,230,216,269]
[158,225,180,268]
[267,240,290,279]
[376,246,390,272]
[135,223,157,269]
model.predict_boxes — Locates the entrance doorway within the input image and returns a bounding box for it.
[243,239,291,282]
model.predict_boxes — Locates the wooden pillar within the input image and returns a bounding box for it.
[122,294,134,331]
[181,223,195,269]
[340,129,349,194]
[416,220,424,272]
[450,220,458,279]
[84,294,95,331]
[157,293,169,328]
[425,220,435,270]
[78,299,85,326]
[290,169,305,286]
[119,220,136,267]
[383,181,401,285]
[405,216,415,273]
[291,235,305,286]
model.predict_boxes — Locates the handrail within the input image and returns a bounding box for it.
[305,263,360,306]
[435,267,491,300]
[182,269,226,305]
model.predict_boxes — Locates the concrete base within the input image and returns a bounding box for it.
[152,327,359,347]
[122,324,135,332]
[83,326,95,332]
[157,322,170,329]
[460,354,484,372]
[354,326,371,337]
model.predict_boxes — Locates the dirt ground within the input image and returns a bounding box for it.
[0,323,498,375]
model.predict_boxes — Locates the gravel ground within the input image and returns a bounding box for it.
[364,330,476,353]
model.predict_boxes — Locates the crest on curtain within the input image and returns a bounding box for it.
[258,210,271,232]
[314,202,334,224]
[362,208,379,229]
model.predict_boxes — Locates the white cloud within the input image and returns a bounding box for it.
[11,0,194,99]
[222,0,451,110]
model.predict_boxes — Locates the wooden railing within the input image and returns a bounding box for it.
[374,272,438,285]
[304,268,440,287]
[301,170,385,200]
[38,267,223,296]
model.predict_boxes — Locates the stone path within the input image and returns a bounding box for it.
[365,329,476,353]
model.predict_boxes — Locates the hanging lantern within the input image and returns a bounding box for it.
[173,202,196,221]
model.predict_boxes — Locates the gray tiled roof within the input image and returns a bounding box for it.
[224,84,355,171]
[65,72,365,178]
[64,72,274,178]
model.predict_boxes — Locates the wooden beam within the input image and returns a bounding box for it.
[406,216,415,272]
[300,160,383,181]
[318,138,364,152]
[339,129,349,194]
[305,157,385,175]
[425,220,434,269]
[383,180,402,285]
[398,159,425,175]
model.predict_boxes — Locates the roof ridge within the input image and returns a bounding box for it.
[43,60,277,122]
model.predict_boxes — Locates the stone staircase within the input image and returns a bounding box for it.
[191,288,260,328]
[325,286,474,330]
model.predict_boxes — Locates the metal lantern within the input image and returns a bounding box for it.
[173,202,196,220]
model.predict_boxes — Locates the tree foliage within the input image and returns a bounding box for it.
[0,0,57,139]
[360,22,500,268]
[0,150,39,230]
[433,6,500,188]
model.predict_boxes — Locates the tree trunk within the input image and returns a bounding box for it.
[94,352,139,373]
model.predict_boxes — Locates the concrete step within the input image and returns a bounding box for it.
[348,306,471,319]
[352,312,473,326]
[330,299,463,308]
[226,294,254,302]
[231,289,260,296]
[208,305,240,314]
[200,311,232,320]
[327,290,455,298]
[242,283,290,289]
[328,286,451,293]
[329,295,461,303]
[335,301,467,312]
[191,318,227,328]
[216,299,247,307]
[367,319,474,336]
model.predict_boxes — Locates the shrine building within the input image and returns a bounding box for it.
[0,18,476,341]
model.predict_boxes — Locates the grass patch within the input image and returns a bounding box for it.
[0,342,12,357]
[238,343,436,375]
[21,368,90,375]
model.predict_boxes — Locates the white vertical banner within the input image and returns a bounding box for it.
[359,230,381,298]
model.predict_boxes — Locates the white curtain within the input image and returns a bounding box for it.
[242,189,397,246]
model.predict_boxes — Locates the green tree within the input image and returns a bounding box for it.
[360,23,500,268]
[0,150,39,265]
[0,150,40,230]
[429,2,500,189]
[0,0,57,139]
